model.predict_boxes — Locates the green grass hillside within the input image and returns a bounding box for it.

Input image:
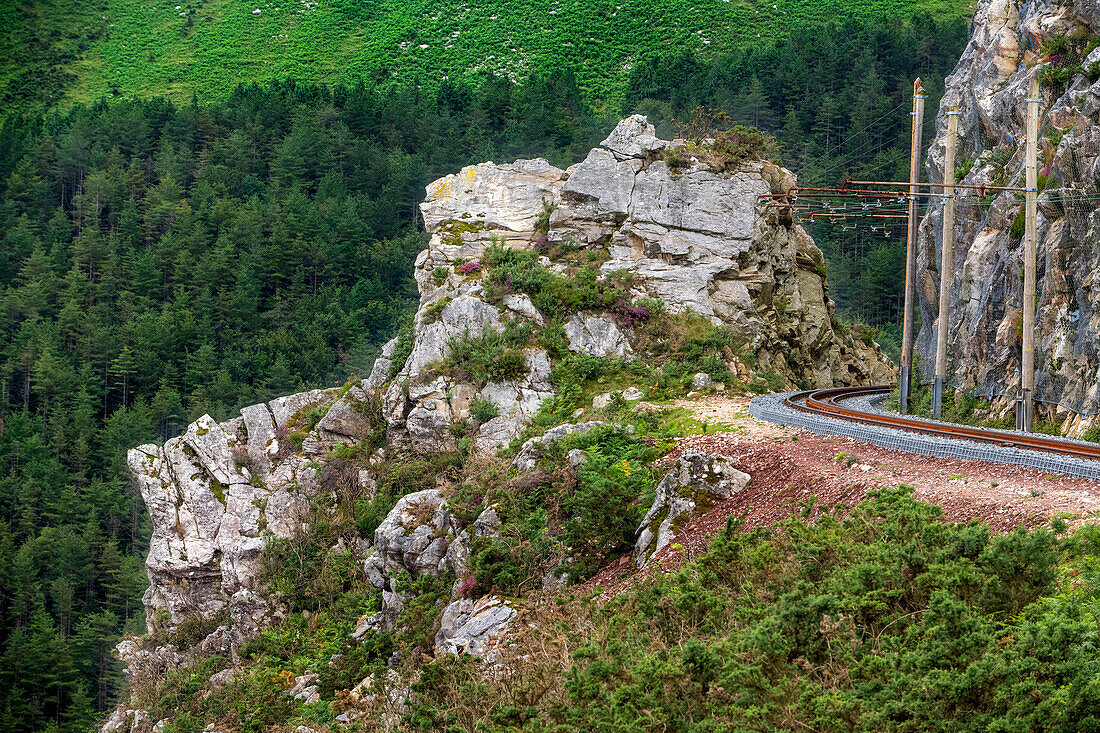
[4,0,974,113]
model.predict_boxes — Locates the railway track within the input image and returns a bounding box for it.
[785,385,1100,463]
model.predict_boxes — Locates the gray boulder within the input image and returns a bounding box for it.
[600,114,667,158]
[634,451,750,568]
[692,373,714,389]
[366,337,398,389]
[99,709,150,733]
[315,385,375,440]
[435,596,516,660]
[373,490,456,579]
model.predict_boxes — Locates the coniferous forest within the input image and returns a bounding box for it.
[0,16,967,731]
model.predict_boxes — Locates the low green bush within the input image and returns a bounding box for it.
[444,328,531,384]
[469,398,500,423]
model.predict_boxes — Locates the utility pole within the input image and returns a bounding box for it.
[900,78,926,414]
[1019,75,1040,431]
[933,108,960,419]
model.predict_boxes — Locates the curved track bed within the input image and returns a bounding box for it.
[784,385,1100,463]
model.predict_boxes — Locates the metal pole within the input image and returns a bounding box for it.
[1020,76,1040,432]
[900,79,926,414]
[933,109,959,419]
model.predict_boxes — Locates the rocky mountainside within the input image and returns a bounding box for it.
[378,115,891,454]
[916,0,1100,433]
[107,117,891,731]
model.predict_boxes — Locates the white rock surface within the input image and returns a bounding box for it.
[564,314,633,358]
[512,421,608,472]
[914,0,1100,427]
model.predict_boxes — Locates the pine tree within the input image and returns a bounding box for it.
[108,346,137,408]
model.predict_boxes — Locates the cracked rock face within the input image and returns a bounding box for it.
[634,451,750,568]
[127,380,384,646]
[435,596,516,660]
[377,116,892,455]
[916,0,1100,433]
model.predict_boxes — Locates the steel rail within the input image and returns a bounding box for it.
[783,385,1100,462]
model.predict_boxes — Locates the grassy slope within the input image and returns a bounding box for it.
[10,0,975,112]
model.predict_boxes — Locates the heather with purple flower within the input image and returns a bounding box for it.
[457,260,482,274]
[611,298,652,328]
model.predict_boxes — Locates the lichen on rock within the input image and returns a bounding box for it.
[634,451,751,568]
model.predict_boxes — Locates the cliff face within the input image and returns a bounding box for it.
[917,0,1100,431]
[119,117,891,704]
[375,115,892,455]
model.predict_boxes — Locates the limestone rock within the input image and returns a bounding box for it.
[474,348,556,451]
[373,490,456,579]
[692,373,714,389]
[635,452,750,568]
[564,314,633,358]
[502,293,545,324]
[421,159,564,233]
[592,392,615,410]
[435,596,516,659]
[208,668,235,691]
[914,0,1100,427]
[366,337,398,389]
[399,294,503,378]
[600,114,668,158]
[562,147,637,218]
[472,506,502,537]
[285,673,320,704]
[315,385,376,440]
[100,709,150,733]
[513,421,607,472]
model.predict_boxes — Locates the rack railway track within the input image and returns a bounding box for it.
[785,385,1100,463]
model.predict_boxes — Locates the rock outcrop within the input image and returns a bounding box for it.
[916,0,1100,433]
[356,489,466,635]
[634,451,751,568]
[115,116,892,720]
[379,115,890,454]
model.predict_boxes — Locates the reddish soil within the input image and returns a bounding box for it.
[587,396,1100,598]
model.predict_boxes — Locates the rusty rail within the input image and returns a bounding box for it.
[784,386,1100,462]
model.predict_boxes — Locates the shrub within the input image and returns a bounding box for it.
[230,444,256,473]
[1010,207,1026,240]
[708,124,779,171]
[488,349,528,381]
[457,260,482,275]
[535,201,555,235]
[387,317,416,378]
[610,298,651,328]
[562,445,653,578]
[445,330,530,384]
[471,535,538,595]
[432,266,450,286]
[469,398,500,423]
[421,297,450,325]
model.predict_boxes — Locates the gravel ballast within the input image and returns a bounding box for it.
[750,392,1100,481]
